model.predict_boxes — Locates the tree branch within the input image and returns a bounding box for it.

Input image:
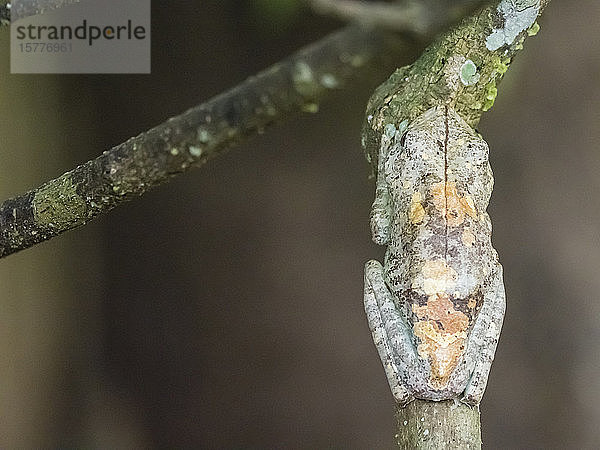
[395,400,480,449]
[0,24,411,258]
[309,0,435,35]
[1,0,493,258]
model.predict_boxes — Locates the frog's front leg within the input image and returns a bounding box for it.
[364,259,419,406]
[370,183,391,245]
[462,265,506,405]
[369,124,397,245]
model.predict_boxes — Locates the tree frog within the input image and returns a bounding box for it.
[364,105,505,406]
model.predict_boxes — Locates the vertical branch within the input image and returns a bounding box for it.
[362,1,551,447]
[396,401,480,449]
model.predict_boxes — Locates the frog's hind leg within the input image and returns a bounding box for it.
[364,259,416,406]
[462,265,506,405]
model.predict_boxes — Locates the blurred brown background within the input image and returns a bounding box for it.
[1,1,599,448]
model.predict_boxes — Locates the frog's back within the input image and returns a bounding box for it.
[382,106,498,391]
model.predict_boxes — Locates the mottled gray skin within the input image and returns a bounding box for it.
[364,106,505,406]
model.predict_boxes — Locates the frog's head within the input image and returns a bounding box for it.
[389,106,493,213]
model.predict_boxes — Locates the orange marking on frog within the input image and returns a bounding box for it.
[412,293,470,388]
[462,228,476,246]
[430,181,477,227]
[409,192,426,224]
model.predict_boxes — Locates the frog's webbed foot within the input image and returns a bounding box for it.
[364,259,416,406]
[462,266,506,406]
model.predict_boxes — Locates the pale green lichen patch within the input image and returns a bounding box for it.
[320,73,339,89]
[486,0,540,51]
[383,119,409,141]
[293,61,318,97]
[384,123,397,138]
[398,119,409,136]
[460,60,480,86]
[189,145,203,157]
[197,128,210,144]
[527,21,540,36]
[33,174,87,229]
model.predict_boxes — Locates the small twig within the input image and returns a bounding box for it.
[309,0,428,34]
[0,2,9,26]
[308,0,488,37]
[0,24,410,258]
[0,0,80,26]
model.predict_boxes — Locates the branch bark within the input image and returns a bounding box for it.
[0,24,411,258]
[395,400,480,449]
[0,1,496,258]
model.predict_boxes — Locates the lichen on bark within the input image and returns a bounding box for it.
[33,174,87,230]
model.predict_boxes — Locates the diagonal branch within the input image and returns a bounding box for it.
[0,24,411,258]
[0,1,544,260]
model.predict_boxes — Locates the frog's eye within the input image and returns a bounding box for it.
[384,123,397,139]
[399,130,408,148]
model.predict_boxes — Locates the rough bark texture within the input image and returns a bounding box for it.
[395,400,481,449]
[0,24,408,258]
